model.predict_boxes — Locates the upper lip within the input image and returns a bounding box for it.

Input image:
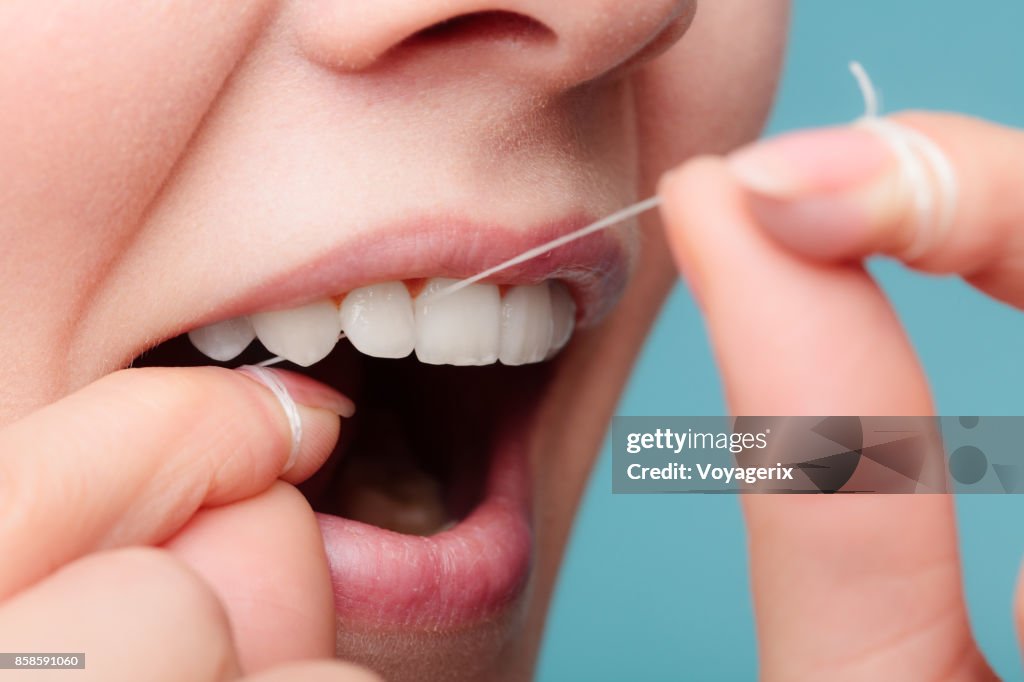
[189,211,634,336]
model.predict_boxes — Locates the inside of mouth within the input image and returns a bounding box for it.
[132,334,550,536]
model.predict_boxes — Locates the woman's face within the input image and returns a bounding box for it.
[0,1,787,679]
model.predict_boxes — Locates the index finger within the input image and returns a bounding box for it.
[658,158,992,680]
[0,366,348,600]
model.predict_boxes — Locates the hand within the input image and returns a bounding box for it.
[657,112,1024,680]
[0,366,376,681]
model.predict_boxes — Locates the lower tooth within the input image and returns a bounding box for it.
[250,300,342,367]
[187,316,256,362]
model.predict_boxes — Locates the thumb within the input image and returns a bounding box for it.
[165,482,336,673]
[0,365,352,600]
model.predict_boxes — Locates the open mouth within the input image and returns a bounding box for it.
[129,218,631,635]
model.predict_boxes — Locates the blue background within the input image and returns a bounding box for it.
[538,0,1024,679]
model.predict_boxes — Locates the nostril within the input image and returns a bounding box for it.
[404,11,555,48]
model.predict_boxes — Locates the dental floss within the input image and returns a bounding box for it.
[236,364,303,470]
[849,61,959,260]
[849,61,880,118]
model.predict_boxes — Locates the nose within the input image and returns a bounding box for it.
[293,0,695,88]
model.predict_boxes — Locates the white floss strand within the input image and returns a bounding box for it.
[428,195,663,301]
[849,60,959,260]
[236,364,303,469]
[849,60,880,118]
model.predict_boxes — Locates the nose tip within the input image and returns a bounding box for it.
[294,0,695,88]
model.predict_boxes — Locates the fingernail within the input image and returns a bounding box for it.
[235,366,354,471]
[727,126,900,258]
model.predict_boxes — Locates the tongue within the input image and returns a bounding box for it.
[338,475,451,536]
[322,410,454,536]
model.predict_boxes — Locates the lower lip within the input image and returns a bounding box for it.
[315,425,533,630]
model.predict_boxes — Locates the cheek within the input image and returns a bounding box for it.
[0,0,275,307]
[633,0,790,182]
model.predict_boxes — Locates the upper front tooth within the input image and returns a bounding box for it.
[187,316,256,362]
[499,284,553,366]
[250,299,342,367]
[414,278,501,366]
[547,281,576,358]
[339,282,415,359]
